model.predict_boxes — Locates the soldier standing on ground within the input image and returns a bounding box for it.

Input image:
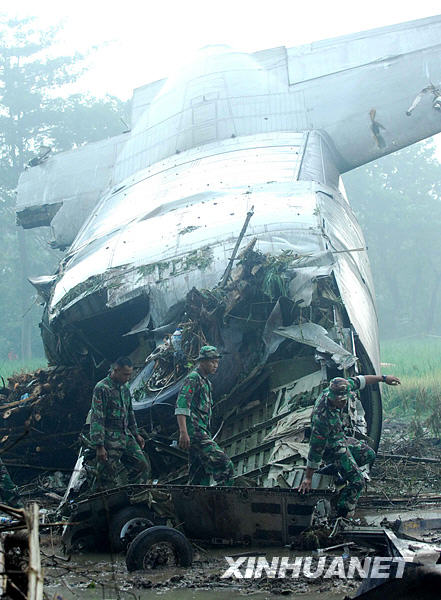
[90,356,151,489]
[299,374,400,517]
[175,346,234,486]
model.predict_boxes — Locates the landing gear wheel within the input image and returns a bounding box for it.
[108,506,154,553]
[120,517,153,551]
[125,526,193,571]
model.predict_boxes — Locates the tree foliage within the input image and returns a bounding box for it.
[0,17,128,361]
[343,140,441,338]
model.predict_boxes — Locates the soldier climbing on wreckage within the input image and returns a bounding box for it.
[89,356,151,489]
[299,374,401,518]
[175,346,234,486]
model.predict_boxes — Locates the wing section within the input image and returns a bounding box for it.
[285,15,441,170]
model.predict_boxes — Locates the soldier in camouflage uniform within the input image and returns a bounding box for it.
[175,346,234,486]
[90,356,150,489]
[299,374,400,517]
[0,458,22,507]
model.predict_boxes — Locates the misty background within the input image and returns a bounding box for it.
[0,14,440,363]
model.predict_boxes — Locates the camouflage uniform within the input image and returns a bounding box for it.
[175,368,234,486]
[307,376,375,516]
[0,459,22,508]
[90,375,150,489]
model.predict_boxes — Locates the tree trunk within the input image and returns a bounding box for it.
[425,273,441,334]
[17,228,32,360]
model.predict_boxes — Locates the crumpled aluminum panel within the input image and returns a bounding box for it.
[49,132,307,312]
[275,323,357,370]
[47,130,379,372]
[316,191,380,372]
[16,133,128,248]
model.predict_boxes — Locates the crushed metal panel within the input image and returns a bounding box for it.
[218,371,324,487]
[297,131,341,189]
[170,486,329,543]
[48,135,312,313]
[275,322,357,370]
[16,132,128,248]
[264,406,313,442]
[318,194,380,373]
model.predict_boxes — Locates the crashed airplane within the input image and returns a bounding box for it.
[16,15,441,488]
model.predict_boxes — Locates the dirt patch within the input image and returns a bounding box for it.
[41,534,361,598]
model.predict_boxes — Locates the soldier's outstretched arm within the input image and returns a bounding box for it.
[363,374,401,386]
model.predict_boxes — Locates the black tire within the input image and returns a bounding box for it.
[120,517,154,551]
[125,526,193,571]
[108,506,154,553]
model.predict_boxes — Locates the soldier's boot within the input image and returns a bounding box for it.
[212,457,235,487]
[96,457,128,490]
[336,471,364,517]
[126,451,151,485]
[188,454,210,485]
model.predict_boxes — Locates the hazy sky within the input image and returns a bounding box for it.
[4,0,441,99]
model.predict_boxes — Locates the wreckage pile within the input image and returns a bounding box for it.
[130,242,363,487]
[0,367,93,484]
[0,244,368,492]
[135,242,352,407]
[367,418,441,500]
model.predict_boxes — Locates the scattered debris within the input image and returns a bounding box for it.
[406,83,441,116]
[0,503,43,600]
[0,367,93,485]
[369,109,386,149]
[368,418,441,499]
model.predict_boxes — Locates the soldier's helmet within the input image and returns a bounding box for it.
[329,377,349,395]
[197,345,222,360]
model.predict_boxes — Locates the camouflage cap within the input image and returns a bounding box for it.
[197,345,221,360]
[329,377,349,395]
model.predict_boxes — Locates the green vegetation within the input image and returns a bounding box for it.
[261,250,296,301]
[344,139,441,340]
[381,337,441,434]
[0,359,48,382]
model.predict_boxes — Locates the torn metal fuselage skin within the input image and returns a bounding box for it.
[17,17,441,489]
[42,130,381,490]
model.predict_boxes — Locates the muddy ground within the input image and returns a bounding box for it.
[19,419,441,598]
[368,417,441,498]
[41,533,361,599]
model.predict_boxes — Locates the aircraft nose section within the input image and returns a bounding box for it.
[114,45,272,181]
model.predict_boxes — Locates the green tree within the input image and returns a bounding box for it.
[343,140,441,339]
[0,17,128,361]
